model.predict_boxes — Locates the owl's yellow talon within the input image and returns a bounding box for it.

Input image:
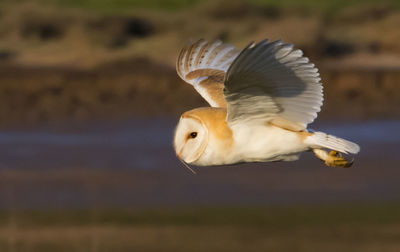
[325,150,353,168]
[313,149,354,168]
[329,150,339,157]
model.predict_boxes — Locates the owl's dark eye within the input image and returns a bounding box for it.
[190,132,198,138]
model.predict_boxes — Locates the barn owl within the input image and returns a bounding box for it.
[173,38,360,168]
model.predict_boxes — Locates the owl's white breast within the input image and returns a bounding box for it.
[193,123,309,166]
[233,123,309,162]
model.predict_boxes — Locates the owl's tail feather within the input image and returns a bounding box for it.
[305,132,360,168]
[305,131,360,154]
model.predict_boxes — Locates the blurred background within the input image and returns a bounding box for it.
[0,0,399,251]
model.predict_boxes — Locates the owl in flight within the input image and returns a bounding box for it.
[174,38,360,169]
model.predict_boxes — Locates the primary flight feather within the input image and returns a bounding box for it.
[174,38,360,168]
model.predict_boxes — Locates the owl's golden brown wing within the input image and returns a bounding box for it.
[176,39,241,107]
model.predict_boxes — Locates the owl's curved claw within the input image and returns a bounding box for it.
[325,150,353,168]
[313,149,354,168]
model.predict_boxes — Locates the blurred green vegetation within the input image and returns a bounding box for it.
[6,0,400,13]
[1,203,400,227]
[0,204,400,251]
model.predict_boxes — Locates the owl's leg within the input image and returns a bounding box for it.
[313,149,353,168]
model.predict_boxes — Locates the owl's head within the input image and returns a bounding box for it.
[174,115,208,164]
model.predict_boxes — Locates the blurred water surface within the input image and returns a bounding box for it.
[0,119,397,170]
[0,119,398,209]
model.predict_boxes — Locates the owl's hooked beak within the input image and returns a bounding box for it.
[176,148,184,159]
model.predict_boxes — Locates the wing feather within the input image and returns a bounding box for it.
[176,39,324,130]
[176,39,241,107]
[224,40,324,129]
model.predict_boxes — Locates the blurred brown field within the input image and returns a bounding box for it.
[0,0,399,127]
[0,0,399,251]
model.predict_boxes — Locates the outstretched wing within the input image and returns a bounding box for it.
[224,39,323,131]
[176,39,241,107]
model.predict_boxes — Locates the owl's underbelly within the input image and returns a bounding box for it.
[191,123,310,166]
[200,124,308,166]
[234,124,309,163]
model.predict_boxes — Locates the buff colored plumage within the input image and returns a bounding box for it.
[174,38,360,168]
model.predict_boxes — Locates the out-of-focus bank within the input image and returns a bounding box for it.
[0,0,398,127]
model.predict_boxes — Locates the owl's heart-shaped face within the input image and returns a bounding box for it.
[174,116,208,163]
